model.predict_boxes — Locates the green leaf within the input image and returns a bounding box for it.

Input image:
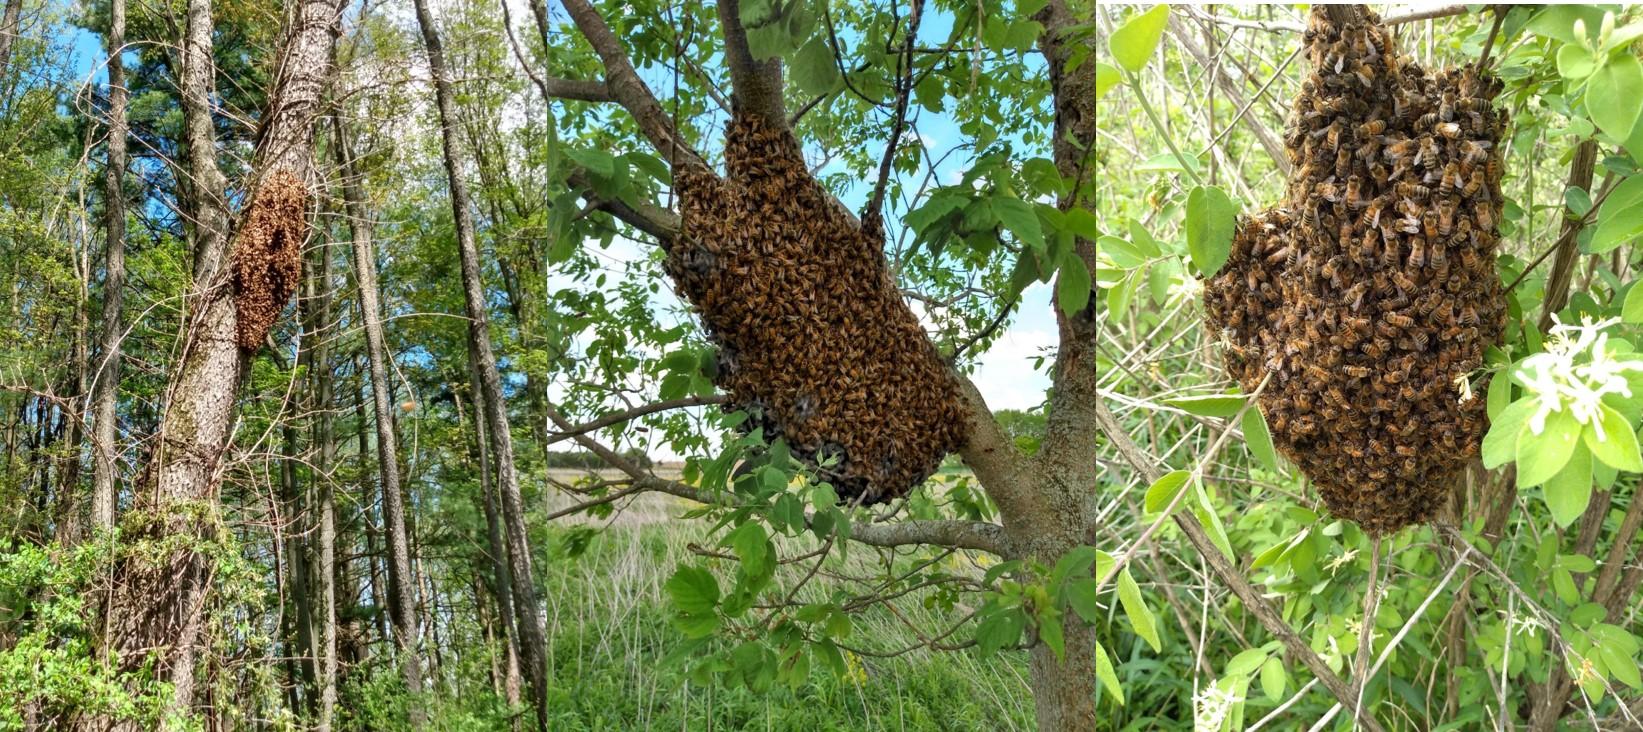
[1487,371,1512,421]
[566,147,618,181]
[1602,644,1643,689]
[1066,578,1101,623]
[1143,470,1192,514]
[1544,443,1593,528]
[1135,152,1201,175]
[1625,282,1643,324]
[1587,54,1643,140]
[1557,44,1598,79]
[1584,404,1643,471]
[1108,4,1169,73]
[1038,610,1065,661]
[792,36,840,97]
[1116,569,1160,652]
[1127,219,1161,257]
[665,566,720,615]
[1185,185,1237,277]
[1164,393,1245,417]
[1095,62,1121,101]
[1226,648,1267,676]
[1098,235,1146,269]
[1095,642,1125,705]
[1194,489,1236,562]
[1527,5,1606,45]
[1484,398,1536,468]
[1591,175,1643,254]
[1057,252,1093,316]
[1260,656,1288,702]
[1243,406,1278,472]
[1565,186,1594,217]
[1516,408,1581,486]
[994,196,1046,251]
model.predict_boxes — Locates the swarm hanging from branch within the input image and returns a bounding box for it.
[668,113,968,504]
[1203,6,1508,534]
[232,168,309,348]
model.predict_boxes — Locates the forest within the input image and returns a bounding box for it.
[0,0,1640,730]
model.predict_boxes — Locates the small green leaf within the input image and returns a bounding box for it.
[1143,470,1192,514]
[1095,62,1122,101]
[1108,5,1169,73]
[1587,54,1643,140]
[1194,487,1235,562]
[665,566,720,614]
[1164,393,1245,417]
[1095,642,1125,705]
[1136,152,1200,175]
[1243,406,1278,472]
[1185,185,1237,277]
[1483,399,1536,469]
[1624,283,1643,324]
[1516,408,1581,486]
[1260,656,1288,701]
[1116,569,1160,652]
[1226,648,1267,676]
[1584,404,1643,471]
[1066,578,1101,624]
[1057,252,1093,316]
[1565,186,1594,217]
[1557,44,1598,79]
[1487,371,1512,421]
[1098,236,1146,269]
[1592,175,1643,254]
[994,196,1046,251]
[1602,644,1643,689]
[1038,610,1065,662]
[792,36,841,97]
[1544,444,1593,527]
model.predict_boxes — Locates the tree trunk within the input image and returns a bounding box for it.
[308,232,339,732]
[458,363,524,720]
[0,0,22,80]
[409,2,548,727]
[332,114,427,727]
[90,0,128,534]
[98,0,340,724]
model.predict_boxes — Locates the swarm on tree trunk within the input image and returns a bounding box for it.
[669,113,967,504]
[1203,6,1507,534]
[233,168,308,348]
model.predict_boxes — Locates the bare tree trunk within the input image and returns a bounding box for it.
[0,0,21,80]
[98,0,340,725]
[457,364,523,721]
[331,115,427,727]
[409,2,548,727]
[309,232,339,732]
[90,0,128,534]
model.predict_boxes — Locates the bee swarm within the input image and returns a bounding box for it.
[233,168,309,349]
[1203,8,1507,534]
[668,113,968,504]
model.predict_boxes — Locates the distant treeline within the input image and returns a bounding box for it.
[544,449,655,469]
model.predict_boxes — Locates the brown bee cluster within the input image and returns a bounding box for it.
[1203,7,1507,534]
[233,168,308,349]
[669,113,967,504]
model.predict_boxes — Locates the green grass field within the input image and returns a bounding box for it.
[539,514,1036,731]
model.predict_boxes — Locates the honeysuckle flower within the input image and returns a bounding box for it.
[1514,316,1643,439]
[1194,682,1240,732]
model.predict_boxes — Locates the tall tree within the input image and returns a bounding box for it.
[98,0,341,721]
[331,114,426,726]
[89,0,127,534]
[0,0,21,80]
[409,0,549,726]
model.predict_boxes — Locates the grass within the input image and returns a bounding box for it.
[538,505,1036,731]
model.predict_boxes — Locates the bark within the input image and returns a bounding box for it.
[331,115,427,726]
[99,0,340,724]
[409,1,549,727]
[91,0,128,533]
[309,235,339,732]
[457,366,523,720]
[0,0,21,80]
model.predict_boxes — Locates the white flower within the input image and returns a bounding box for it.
[1455,373,1475,404]
[1514,316,1643,439]
[1194,682,1241,731]
[1169,273,1203,305]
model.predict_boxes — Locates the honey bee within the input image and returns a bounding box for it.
[1306,364,1331,383]
[1422,210,1440,239]
[1436,122,1462,139]
[1397,182,1431,200]
[1439,93,1455,122]
[1408,237,1427,268]
[1460,305,1479,326]
[1459,139,1491,163]
[1385,367,1407,384]
[1358,119,1387,137]
[1326,387,1349,406]
[1391,269,1416,291]
[1385,312,1415,328]
[1458,245,1478,270]
[1462,169,1485,199]
[1475,204,1494,230]
[1378,234,1398,268]
[1457,96,1488,113]
[1337,146,1353,178]
[1420,136,1440,164]
[1346,176,1366,207]
[1417,111,1438,129]
[1436,198,1456,236]
[1439,162,1460,195]
[1264,245,1292,266]
[1430,240,1448,268]
[1354,62,1376,87]
[1347,281,1370,310]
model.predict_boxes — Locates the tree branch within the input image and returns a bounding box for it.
[862,0,923,233]
[716,0,789,131]
[544,394,728,447]
[558,0,708,170]
[568,169,682,242]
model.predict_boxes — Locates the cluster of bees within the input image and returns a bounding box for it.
[667,114,967,504]
[233,168,309,349]
[1203,8,1508,534]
